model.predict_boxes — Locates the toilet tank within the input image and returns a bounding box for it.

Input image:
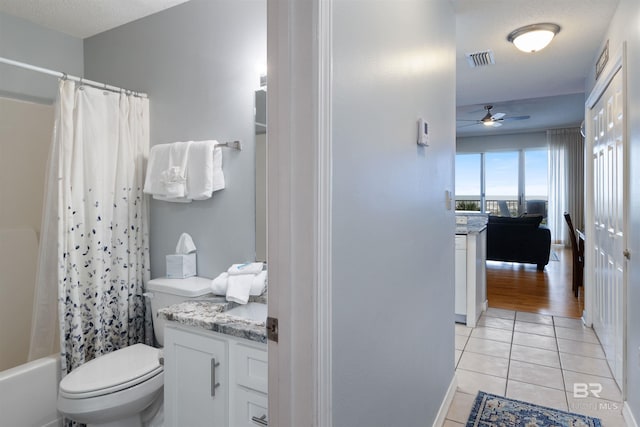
[145,277,213,346]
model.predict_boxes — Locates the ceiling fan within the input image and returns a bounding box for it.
[457,105,530,128]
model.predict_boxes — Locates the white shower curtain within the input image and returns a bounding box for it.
[29,80,151,374]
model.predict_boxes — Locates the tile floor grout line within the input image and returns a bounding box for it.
[554,315,572,412]
[503,313,516,397]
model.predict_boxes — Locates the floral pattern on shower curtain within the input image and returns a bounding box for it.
[55,80,151,375]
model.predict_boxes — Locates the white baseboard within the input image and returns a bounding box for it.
[433,374,458,427]
[624,402,638,427]
[482,300,488,312]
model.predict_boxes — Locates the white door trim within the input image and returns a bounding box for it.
[267,0,333,425]
[584,42,628,396]
[315,0,333,425]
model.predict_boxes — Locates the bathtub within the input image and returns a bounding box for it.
[0,355,62,427]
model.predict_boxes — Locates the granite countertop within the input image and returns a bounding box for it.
[159,294,267,344]
[456,224,487,235]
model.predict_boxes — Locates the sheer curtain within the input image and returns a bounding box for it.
[547,128,584,245]
[29,80,151,374]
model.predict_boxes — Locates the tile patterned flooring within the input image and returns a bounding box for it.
[445,308,627,427]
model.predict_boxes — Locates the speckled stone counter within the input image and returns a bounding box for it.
[456,211,489,235]
[455,224,487,235]
[159,297,267,344]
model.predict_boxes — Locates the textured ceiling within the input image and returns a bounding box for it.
[455,0,619,136]
[0,0,192,38]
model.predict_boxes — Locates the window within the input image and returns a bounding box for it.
[485,152,519,216]
[455,154,481,211]
[455,148,549,216]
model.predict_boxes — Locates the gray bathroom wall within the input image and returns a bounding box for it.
[0,11,83,103]
[331,0,457,425]
[84,0,266,279]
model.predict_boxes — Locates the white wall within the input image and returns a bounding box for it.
[84,0,266,279]
[457,131,547,153]
[0,11,83,103]
[331,1,456,425]
[586,0,640,421]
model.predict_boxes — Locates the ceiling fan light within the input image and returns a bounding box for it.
[482,119,494,126]
[508,23,560,53]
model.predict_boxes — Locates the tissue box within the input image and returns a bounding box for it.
[166,253,196,279]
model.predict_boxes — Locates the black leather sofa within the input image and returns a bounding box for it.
[486,214,551,270]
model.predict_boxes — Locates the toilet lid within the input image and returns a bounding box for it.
[59,344,163,398]
[146,277,213,297]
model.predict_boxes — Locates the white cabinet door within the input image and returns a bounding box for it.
[230,341,268,427]
[454,235,467,316]
[232,387,268,427]
[164,325,228,427]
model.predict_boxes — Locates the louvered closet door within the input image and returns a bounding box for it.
[590,67,625,388]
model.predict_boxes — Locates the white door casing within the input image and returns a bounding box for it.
[585,44,627,392]
[266,0,332,426]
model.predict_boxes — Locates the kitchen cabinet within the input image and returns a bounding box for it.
[164,323,268,427]
[454,228,487,327]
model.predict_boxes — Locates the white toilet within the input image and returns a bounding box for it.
[57,277,213,427]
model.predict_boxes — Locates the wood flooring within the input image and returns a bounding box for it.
[486,245,584,318]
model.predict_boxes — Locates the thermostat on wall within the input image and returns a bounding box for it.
[417,118,429,146]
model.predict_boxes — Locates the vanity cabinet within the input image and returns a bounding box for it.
[164,323,268,427]
[164,325,229,426]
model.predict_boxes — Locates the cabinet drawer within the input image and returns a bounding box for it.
[234,343,268,393]
[233,387,268,427]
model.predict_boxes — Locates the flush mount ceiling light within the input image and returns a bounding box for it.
[507,23,561,53]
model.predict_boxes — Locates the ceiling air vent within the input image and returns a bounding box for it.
[465,50,495,68]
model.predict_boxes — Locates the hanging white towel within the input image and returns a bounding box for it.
[226,274,253,304]
[144,143,171,196]
[211,272,228,295]
[153,195,192,203]
[250,270,267,296]
[161,141,192,198]
[143,141,192,201]
[210,145,225,193]
[227,262,263,276]
[186,141,225,200]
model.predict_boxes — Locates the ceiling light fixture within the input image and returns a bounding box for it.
[507,23,560,53]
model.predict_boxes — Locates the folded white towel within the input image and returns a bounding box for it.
[227,262,263,276]
[226,274,253,304]
[250,270,267,296]
[211,272,228,295]
[144,141,192,202]
[187,141,225,200]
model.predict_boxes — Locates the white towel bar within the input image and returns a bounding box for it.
[215,140,242,151]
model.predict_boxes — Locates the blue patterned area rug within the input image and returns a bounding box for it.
[467,392,602,427]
